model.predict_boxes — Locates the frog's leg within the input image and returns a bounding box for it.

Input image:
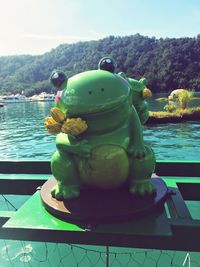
[129,145,156,195]
[51,151,81,199]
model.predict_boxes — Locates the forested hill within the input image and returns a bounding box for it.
[0,34,200,96]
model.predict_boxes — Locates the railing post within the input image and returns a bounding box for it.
[106,245,109,267]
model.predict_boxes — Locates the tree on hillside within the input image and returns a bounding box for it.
[0,34,200,95]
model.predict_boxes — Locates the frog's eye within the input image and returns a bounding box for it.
[50,71,68,89]
[105,59,111,64]
[98,57,116,73]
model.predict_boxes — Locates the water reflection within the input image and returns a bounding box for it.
[144,122,200,160]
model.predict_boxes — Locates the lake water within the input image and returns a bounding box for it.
[0,97,200,161]
[0,98,200,266]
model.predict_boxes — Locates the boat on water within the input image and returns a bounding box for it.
[28,92,55,102]
[0,92,55,103]
[0,103,4,107]
[0,94,28,103]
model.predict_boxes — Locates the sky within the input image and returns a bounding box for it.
[0,0,200,56]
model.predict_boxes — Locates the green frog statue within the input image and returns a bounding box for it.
[46,58,156,200]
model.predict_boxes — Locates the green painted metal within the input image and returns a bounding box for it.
[0,160,200,177]
[0,161,51,174]
[1,188,200,251]
[3,192,84,232]
[0,174,49,194]
[156,160,200,177]
[163,177,200,201]
[0,174,50,179]
[0,161,200,252]
[2,191,172,247]
[0,211,15,226]
[0,160,200,176]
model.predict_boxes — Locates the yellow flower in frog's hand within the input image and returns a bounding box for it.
[44,116,62,134]
[61,118,88,135]
[44,105,87,135]
[142,88,152,99]
[50,107,66,123]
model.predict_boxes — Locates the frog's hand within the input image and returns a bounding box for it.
[56,133,91,158]
[75,143,92,159]
[127,145,147,159]
[130,180,156,195]
[129,106,145,148]
[56,133,71,149]
[51,184,80,200]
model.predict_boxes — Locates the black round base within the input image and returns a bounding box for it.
[40,177,168,224]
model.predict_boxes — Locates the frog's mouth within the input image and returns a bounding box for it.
[79,101,125,118]
[67,95,129,118]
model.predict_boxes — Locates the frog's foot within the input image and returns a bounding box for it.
[130,180,156,195]
[127,146,147,159]
[51,184,80,200]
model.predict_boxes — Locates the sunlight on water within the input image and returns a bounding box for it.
[0,102,56,160]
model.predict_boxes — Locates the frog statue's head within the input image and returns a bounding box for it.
[50,58,131,118]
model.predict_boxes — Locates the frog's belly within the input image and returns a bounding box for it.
[78,144,129,189]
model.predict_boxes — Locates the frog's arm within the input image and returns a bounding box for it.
[56,133,91,158]
[128,106,146,158]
